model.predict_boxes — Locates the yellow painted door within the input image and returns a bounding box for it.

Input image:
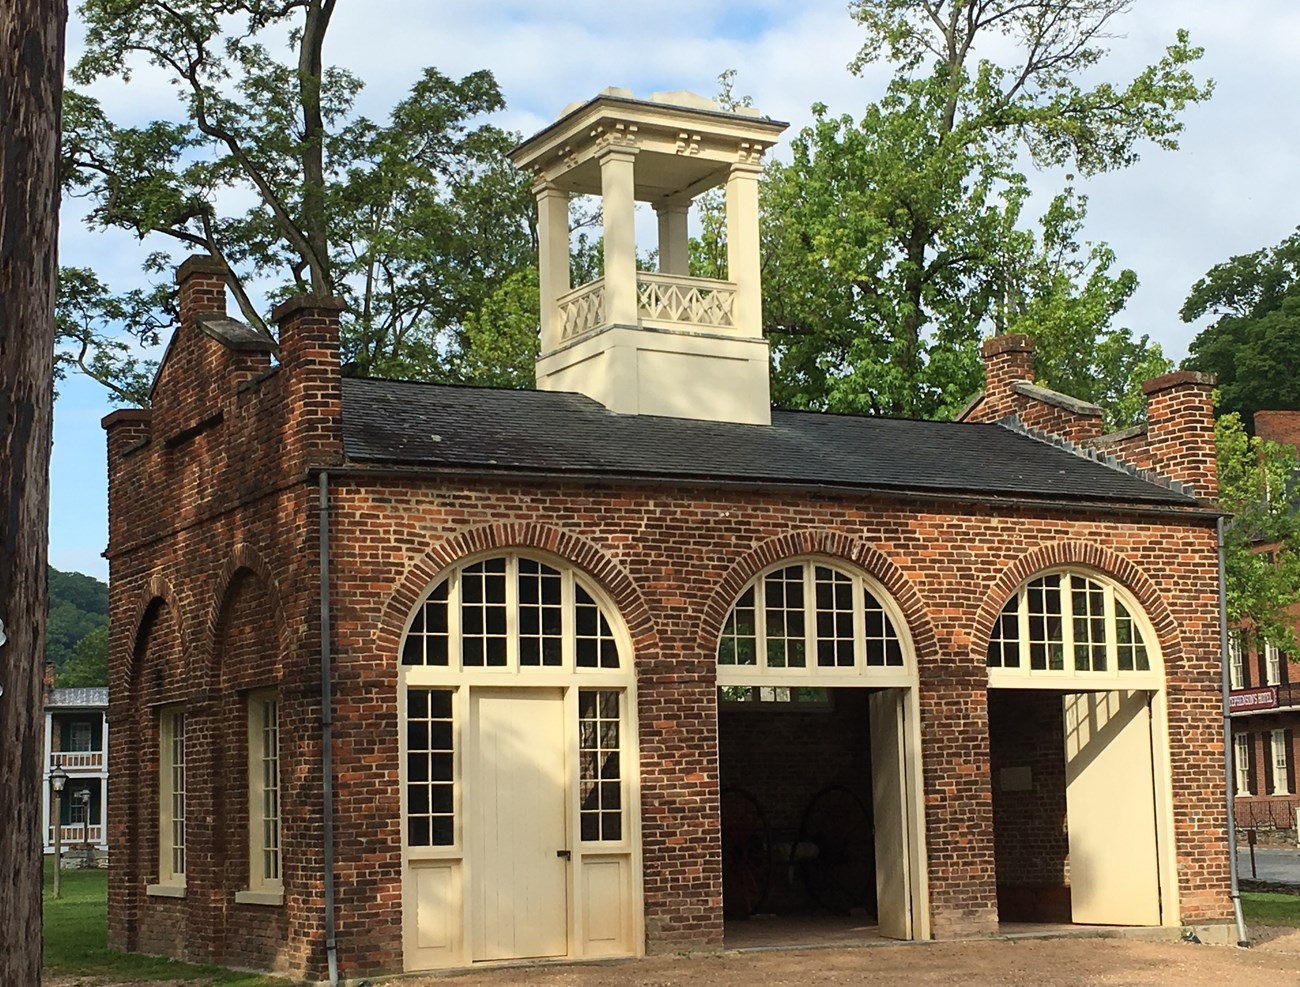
[471,688,569,960]
[1064,690,1161,925]
[868,689,913,940]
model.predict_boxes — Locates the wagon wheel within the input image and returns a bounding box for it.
[797,784,875,917]
[721,786,771,918]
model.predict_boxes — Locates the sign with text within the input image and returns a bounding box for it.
[1229,687,1277,712]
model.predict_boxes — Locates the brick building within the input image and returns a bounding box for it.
[1228,410,1300,836]
[106,92,1233,982]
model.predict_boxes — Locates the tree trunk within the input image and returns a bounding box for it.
[298,0,336,295]
[0,1,67,983]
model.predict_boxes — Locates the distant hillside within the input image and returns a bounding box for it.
[47,567,109,684]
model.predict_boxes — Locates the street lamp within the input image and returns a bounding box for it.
[77,788,91,848]
[49,765,67,899]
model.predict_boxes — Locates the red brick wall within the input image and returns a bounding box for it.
[1254,411,1300,449]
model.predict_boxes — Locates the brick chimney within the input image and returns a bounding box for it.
[1141,370,1217,501]
[1254,411,1300,451]
[43,660,55,705]
[176,255,229,325]
[966,334,1035,422]
[273,295,345,467]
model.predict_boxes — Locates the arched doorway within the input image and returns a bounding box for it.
[398,553,640,970]
[985,568,1178,928]
[715,557,928,943]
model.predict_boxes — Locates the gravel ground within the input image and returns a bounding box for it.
[45,928,1300,987]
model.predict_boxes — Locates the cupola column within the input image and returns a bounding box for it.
[726,159,763,336]
[599,147,640,327]
[535,182,571,352]
[654,201,691,276]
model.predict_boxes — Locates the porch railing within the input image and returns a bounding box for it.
[51,750,104,770]
[47,824,103,845]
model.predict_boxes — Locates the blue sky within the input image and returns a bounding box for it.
[51,0,1300,580]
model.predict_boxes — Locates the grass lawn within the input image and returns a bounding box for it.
[1242,890,1300,928]
[43,860,282,985]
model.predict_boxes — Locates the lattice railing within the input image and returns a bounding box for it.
[557,273,739,340]
[637,273,735,329]
[558,280,605,340]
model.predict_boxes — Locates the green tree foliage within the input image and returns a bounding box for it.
[1183,230,1300,427]
[1217,413,1300,654]
[46,567,109,673]
[453,269,540,390]
[61,0,537,399]
[58,627,110,688]
[756,1,1208,420]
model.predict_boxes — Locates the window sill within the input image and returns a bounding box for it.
[235,888,284,907]
[145,883,186,899]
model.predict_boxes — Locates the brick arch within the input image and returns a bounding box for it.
[200,543,293,690]
[377,523,659,662]
[696,529,940,664]
[123,574,187,700]
[969,540,1184,671]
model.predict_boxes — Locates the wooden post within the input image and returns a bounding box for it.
[0,0,68,981]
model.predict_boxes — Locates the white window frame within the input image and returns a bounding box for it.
[986,569,1162,689]
[1266,643,1283,686]
[237,690,283,905]
[401,554,623,676]
[1272,729,1290,795]
[1229,630,1246,690]
[148,705,186,896]
[715,557,915,689]
[1234,733,1251,796]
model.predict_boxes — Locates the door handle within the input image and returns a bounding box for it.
[556,849,571,860]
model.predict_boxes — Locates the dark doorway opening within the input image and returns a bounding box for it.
[718,687,878,944]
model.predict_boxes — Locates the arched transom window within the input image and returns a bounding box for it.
[402,555,622,673]
[987,570,1160,685]
[717,559,914,686]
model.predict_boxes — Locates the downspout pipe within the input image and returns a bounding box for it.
[320,470,341,984]
[1217,515,1251,948]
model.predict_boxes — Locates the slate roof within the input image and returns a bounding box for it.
[340,378,1198,507]
[47,687,108,709]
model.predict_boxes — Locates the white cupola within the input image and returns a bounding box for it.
[510,88,787,425]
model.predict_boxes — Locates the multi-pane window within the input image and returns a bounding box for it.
[578,690,622,842]
[402,556,622,673]
[718,561,906,672]
[1272,729,1290,795]
[159,707,186,884]
[1234,734,1252,795]
[247,692,281,891]
[1266,644,1283,686]
[406,689,455,847]
[1229,630,1246,690]
[987,572,1151,674]
[69,722,93,752]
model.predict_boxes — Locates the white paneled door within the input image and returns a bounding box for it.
[470,688,570,961]
[1064,690,1161,926]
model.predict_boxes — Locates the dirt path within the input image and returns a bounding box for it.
[42,931,1300,987]
[405,931,1300,987]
